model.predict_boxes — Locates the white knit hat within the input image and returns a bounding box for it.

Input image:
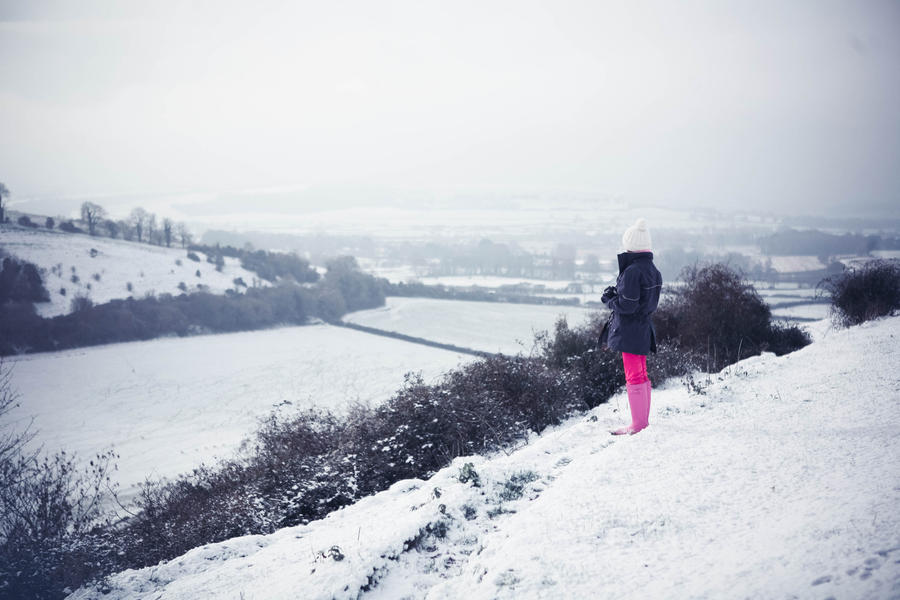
[621,218,652,252]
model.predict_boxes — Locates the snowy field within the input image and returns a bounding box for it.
[772,303,832,321]
[7,325,471,500]
[1,227,267,317]
[68,317,900,600]
[344,297,597,355]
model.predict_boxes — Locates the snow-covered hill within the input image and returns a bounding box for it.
[1,227,268,317]
[67,316,900,599]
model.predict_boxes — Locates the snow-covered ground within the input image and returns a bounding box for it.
[68,316,900,599]
[7,325,471,501]
[344,297,596,355]
[1,227,267,317]
[772,303,832,321]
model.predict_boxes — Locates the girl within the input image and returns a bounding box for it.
[600,218,663,435]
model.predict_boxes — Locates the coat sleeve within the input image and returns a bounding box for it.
[608,266,641,315]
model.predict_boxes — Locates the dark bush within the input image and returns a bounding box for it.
[45,217,55,229]
[0,256,50,304]
[765,321,813,356]
[189,244,319,283]
[186,251,201,262]
[245,409,351,527]
[0,365,118,600]
[818,259,900,327]
[654,263,808,371]
[120,462,271,570]
[351,356,580,496]
[322,256,385,313]
[0,450,117,600]
[58,221,83,234]
[537,315,624,408]
[70,295,93,314]
[17,215,38,228]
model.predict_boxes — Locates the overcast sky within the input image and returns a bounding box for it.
[1,0,898,218]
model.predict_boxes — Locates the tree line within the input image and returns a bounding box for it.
[7,196,195,250]
[0,256,384,356]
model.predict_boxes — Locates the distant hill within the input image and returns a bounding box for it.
[1,225,269,317]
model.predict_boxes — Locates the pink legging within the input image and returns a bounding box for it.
[622,352,649,385]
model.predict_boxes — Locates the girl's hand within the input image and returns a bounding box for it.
[601,286,617,304]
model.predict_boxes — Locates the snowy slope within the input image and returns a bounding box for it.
[67,316,900,600]
[1,227,268,317]
[344,297,595,355]
[8,325,471,502]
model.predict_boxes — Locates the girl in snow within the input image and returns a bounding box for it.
[600,218,663,435]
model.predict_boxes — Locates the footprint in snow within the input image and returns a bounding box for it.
[846,555,884,581]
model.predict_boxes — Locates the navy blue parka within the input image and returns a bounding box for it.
[601,251,663,355]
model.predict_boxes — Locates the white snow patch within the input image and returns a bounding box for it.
[345,297,595,355]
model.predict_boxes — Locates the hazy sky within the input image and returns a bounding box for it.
[1,0,898,217]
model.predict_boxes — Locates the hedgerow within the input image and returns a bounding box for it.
[0,258,384,356]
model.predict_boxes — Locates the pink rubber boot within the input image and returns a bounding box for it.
[611,381,651,435]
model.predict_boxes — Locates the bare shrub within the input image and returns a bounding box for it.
[0,256,51,303]
[654,263,808,371]
[819,259,900,327]
[0,363,118,599]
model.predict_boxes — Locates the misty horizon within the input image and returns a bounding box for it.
[2,1,899,223]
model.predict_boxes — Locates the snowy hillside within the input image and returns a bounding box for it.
[67,316,900,600]
[1,227,268,317]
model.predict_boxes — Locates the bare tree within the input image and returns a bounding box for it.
[80,202,106,236]
[118,220,133,241]
[105,219,120,239]
[129,208,149,243]
[0,182,9,224]
[146,213,157,245]
[162,218,174,248]
[0,362,35,503]
[176,222,193,248]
